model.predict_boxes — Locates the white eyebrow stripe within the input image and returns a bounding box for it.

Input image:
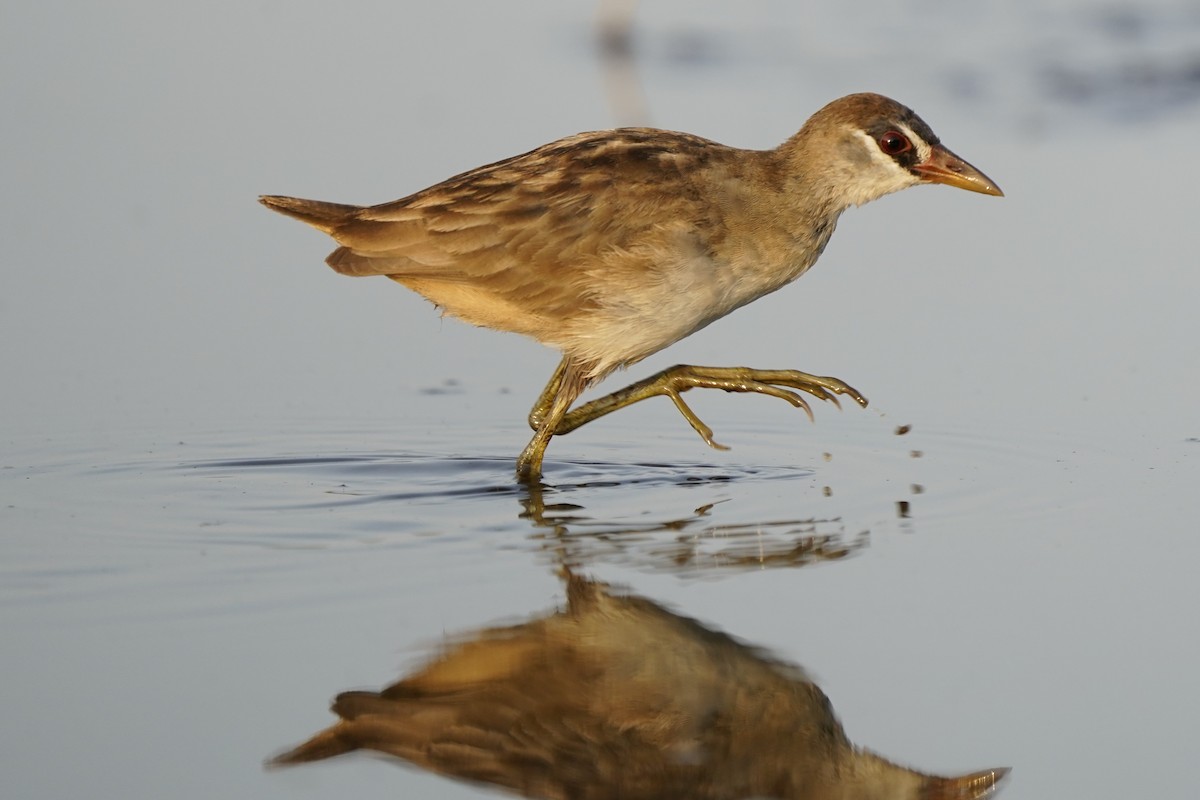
[896,122,932,162]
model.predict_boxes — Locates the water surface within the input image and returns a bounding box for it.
[4,2,1200,799]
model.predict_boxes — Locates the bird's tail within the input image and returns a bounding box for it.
[265,691,397,766]
[258,195,360,234]
[266,723,359,766]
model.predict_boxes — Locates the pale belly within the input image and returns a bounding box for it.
[552,247,814,379]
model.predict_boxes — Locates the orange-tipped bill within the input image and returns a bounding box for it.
[915,146,1004,196]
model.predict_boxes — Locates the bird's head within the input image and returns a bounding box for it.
[784,93,1003,210]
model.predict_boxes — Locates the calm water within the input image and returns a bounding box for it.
[4,2,1200,799]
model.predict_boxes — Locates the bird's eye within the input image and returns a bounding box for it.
[878,131,912,156]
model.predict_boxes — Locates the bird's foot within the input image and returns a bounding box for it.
[640,366,868,449]
[550,364,867,450]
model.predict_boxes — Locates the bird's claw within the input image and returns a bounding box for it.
[666,388,731,450]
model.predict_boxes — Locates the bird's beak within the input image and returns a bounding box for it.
[914,145,1004,197]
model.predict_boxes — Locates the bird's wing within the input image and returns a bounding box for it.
[321,128,728,285]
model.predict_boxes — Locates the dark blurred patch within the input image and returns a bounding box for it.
[1035,2,1200,120]
[419,378,464,395]
[661,28,729,67]
[1039,55,1200,118]
[1097,5,1149,41]
[944,66,988,103]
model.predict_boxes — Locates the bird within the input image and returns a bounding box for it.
[268,573,1010,800]
[260,93,1002,481]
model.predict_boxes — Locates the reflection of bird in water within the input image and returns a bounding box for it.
[520,484,868,576]
[270,574,1009,799]
[260,93,1001,481]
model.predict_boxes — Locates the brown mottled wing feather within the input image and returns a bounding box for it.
[321,129,724,287]
[262,130,738,348]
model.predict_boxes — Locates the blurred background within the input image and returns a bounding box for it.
[2,2,1199,799]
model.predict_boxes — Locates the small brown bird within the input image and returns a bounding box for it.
[261,93,1001,480]
[269,574,1009,800]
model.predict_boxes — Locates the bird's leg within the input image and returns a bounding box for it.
[548,365,868,450]
[526,358,567,431]
[517,358,589,482]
